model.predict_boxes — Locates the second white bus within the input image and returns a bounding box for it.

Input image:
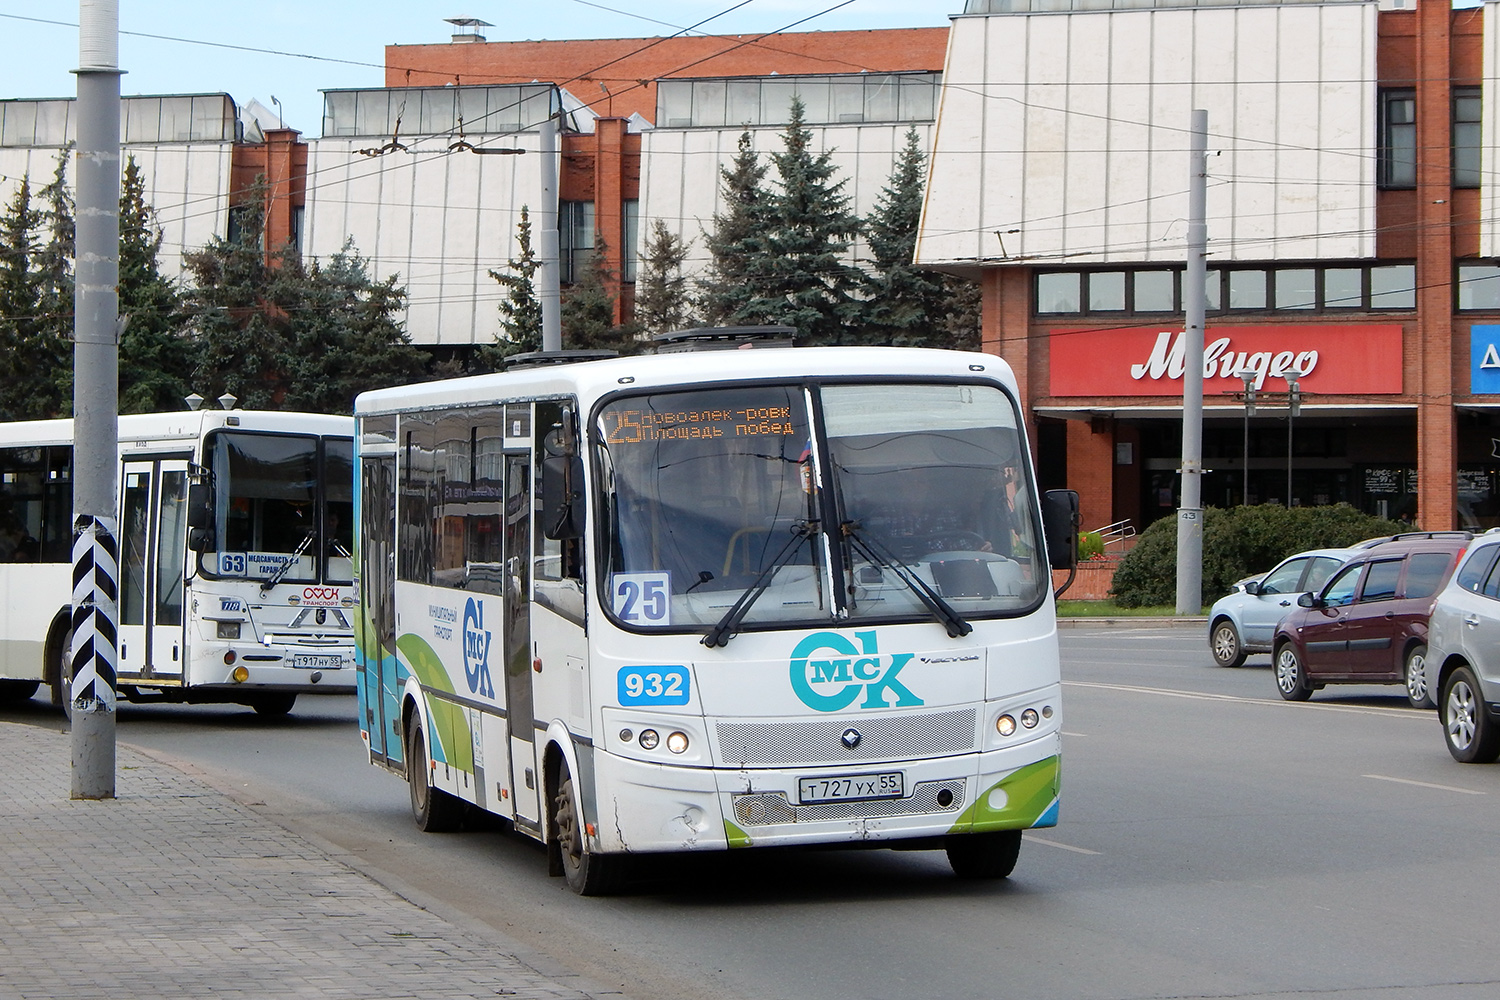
[355,344,1077,893]
[0,409,358,715]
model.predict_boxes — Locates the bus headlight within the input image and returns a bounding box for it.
[666,731,689,754]
[217,621,241,640]
[638,729,660,750]
[996,714,1017,737]
[1021,708,1039,729]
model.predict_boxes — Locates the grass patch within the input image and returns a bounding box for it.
[1056,599,1207,617]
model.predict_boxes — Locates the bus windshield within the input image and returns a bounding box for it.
[596,381,1046,634]
[201,430,354,585]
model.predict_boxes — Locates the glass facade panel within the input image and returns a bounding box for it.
[1323,268,1362,309]
[761,80,799,123]
[692,80,727,127]
[1275,268,1316,310]
[794,80,832,124]
[865,75,900,122]
[323,91,356,137]
[1088,272,1126,311]
[1380,90,1416,189]
[1370,264,1416,310]
[726,80,760,126]
[1133,271,1174,312]
[1454,88,1482,189]
[1228,270,1267,310]
[832,79,865,123]
[1204,269,1221,311]
[1459,265,1500,311]
[658,81,693,127]
[1036,273,1081,313]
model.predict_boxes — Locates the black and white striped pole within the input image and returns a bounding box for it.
[71,0,122,799]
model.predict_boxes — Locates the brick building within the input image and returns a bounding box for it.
[918,0,1500,535]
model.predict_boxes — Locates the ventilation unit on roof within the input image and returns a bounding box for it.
[651,326,797,353]
[503,350,618,371]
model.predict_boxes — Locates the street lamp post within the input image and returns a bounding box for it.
[1286,377,1301,507]
[1239,369,1256,504]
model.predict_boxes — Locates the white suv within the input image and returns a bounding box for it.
[1425,531,1500,762]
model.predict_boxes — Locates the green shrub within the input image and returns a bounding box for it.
[1078,530,1105,561]
[1109,504,1408,608]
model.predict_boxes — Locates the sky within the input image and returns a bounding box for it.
[0,1,958,138]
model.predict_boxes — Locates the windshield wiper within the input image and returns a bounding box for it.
[841,521,972,638]
[702,520,816,649]
[260,531,315,594]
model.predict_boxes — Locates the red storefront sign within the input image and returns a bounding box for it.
[1049,324,1404,397]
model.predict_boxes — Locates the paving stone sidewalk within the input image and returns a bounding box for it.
[0,720,607,1000]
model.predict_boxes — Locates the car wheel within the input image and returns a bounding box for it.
[1404,644,1433,709]
[1441,665,1500,764]
[552,763,628,895]
[945,829,1023,879]
[1210,619,1247,668]
[406,714,464,831]
[1274,643,1313,701]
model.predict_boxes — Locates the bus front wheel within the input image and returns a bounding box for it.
[551,763,627,895]
[406,716,463,832]
[945,829,1022,879]
[251,693,297,717]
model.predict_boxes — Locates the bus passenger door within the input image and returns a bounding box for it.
[118,459,188,684]
[360,454,398,763]
[504,452,540,828]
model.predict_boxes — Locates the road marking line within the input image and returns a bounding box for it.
[1063,680,1425,719]
[1061,731,1088,737]
[1023,833,1101,855]
[1362,773,1486,795]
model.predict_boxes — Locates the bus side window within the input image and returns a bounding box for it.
[534,400,582,584]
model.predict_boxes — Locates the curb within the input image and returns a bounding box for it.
[1057,616,1206,628]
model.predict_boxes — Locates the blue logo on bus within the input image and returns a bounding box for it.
[462,598,495,699]
[789,630,923,713]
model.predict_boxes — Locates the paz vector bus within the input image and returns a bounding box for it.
[354,341,1078,894]
[0,408,357,716]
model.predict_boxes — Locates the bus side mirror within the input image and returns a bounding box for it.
[186,482,214,551]
[1042,489,1080,571]
[541,455,584,541]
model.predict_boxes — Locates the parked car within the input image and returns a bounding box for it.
[1424,530,1500,762]
[1207,547,1355,667]
[1271,532,1472,705]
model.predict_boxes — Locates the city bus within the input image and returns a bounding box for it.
[354,343,1077,894]
[0,408,357,716]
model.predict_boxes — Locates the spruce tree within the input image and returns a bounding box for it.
[864,126,980,349]
[697,131,773,325]
[756,98,864,345]
[633,219,695,336]
[117,155,193,413]
[478,205,543,369]
[0,177,43,419]
[561,231,639,354]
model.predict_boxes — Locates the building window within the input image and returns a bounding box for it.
[1034,262,1417,317]
[1379,89,1416,189]
[559,200,595,285]
[1454,87,1482,189]
[1036,272,1081,314]
[1459,263,1500,310]
[1087,272,1126,311]
[622,200,639,283]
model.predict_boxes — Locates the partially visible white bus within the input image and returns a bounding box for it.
[355,343,1077,893]
[0,409,357,715]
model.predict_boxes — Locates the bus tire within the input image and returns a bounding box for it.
[945,829,1022,879]
[49,623,73,721]
[406,716,463,832]
[251,693,298,717]
[552,763,627,895]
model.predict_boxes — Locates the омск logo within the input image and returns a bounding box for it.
[789,630,923,712]
[462,597,495,699]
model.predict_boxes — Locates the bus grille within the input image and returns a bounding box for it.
[731,780,967,826]
[715,708,976,767]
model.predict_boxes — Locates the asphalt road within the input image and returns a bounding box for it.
[7,625,1500,1000]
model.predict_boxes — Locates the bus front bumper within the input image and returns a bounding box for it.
[189,643,358,693]
[586,736,1060,855]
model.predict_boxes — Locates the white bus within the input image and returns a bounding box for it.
[355,343,1077,894]
[0,409,357,716]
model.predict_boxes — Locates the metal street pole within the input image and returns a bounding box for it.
[1286,378,1300,508]
[1175,109,1208,615]
[537,90,562,353]
[1239,369,1256,504]
[71,0,122,799]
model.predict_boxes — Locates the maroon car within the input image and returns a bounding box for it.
[1272,533,1472,705]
